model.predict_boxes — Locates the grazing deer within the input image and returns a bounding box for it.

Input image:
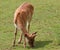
[13,2,37,48]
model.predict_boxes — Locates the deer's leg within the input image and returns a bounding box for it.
[13,28,17,47]
[27,13,33,33]
[18,32,26,48]
[21,26,27,48]
[24,35,26,48]
[18,33,23,44]
[27,23,30,33]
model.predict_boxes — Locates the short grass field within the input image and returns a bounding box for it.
[0,0,60,50]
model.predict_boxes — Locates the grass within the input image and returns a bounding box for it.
[0,0,60,50]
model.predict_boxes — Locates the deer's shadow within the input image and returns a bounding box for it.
[33,40,52,49]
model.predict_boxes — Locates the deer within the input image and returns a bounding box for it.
[13,2,37,48]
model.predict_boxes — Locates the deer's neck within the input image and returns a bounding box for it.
[21,27,30,39]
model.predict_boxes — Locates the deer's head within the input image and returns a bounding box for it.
[27,32,37,47]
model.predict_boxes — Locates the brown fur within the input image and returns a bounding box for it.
[13,2,37,48]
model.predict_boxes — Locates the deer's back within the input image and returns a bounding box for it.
[14,2,34,27]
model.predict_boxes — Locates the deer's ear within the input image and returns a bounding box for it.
[32,32,37,35]
[32,34,37,38]
[32,32,37,38]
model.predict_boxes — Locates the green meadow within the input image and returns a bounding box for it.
[0,0,60,50]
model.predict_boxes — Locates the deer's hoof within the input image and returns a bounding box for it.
[18,42,21,44]
[12,44,15,47]
[24,45,26,48]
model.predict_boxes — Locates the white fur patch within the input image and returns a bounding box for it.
[27,22,29,27]
[14,23,21,30]
[14,23,17,28]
